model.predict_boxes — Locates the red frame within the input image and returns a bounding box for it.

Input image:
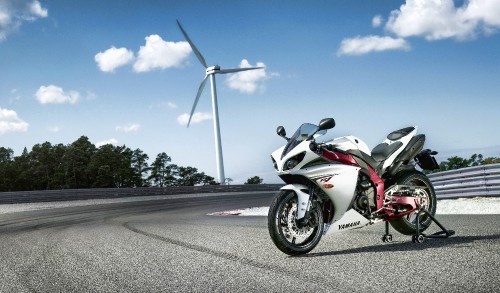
[321,150,420,220]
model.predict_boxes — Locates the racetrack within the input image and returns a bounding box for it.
[0,192,498,292]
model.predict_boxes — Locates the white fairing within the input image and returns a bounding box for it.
[327,136,371,155]
[379,127,417,172]
[324,209,370,235]
[294,164,360,221]
[272,137,361,222]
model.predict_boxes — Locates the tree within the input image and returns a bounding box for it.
[131,148,150,187]
[482,157,500,165]
[149,152,175,187]
[0,147,14,191]
[13,147,31,191]
[176,166,211,186]
[88,144,134,188]
[65,136,96,188]
[29,142,68,190]
[469,153,483,166]
[245,176,263,184]
[437,154,484,172]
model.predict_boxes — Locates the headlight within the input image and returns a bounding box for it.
[283,152,306,171]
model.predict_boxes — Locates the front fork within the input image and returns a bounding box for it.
[280,184,315,226]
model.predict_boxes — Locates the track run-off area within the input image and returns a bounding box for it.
[0,192,499,292]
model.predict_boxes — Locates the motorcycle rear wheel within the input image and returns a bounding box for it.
[389,171,437,235]
[268,190,323,255]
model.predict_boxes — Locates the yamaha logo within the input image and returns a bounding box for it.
[338,221,361,230]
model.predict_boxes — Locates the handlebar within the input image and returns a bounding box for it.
[309,141,346,155]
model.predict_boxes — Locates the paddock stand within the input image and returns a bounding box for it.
[382,208,455,243]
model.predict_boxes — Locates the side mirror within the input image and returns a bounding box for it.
[276,126,288,140]
[318,118,335,131]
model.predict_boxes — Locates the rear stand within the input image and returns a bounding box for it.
[382,208,455,243]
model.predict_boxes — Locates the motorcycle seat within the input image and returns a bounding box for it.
[371,142,403,162]
[387,126,415,140]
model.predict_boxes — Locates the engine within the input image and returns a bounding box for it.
[353,174,376,216]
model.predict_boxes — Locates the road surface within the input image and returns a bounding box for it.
[0,192,498,292]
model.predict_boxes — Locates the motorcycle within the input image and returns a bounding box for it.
[268,118,454,255]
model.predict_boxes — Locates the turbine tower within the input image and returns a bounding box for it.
[177,20,263,184]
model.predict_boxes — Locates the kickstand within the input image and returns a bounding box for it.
[413,208,455,243]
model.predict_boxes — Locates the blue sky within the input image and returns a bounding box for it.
[1,0,499,183]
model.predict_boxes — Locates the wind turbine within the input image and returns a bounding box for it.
[177,20,263,184]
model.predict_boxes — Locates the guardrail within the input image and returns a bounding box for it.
[428,163,500,199]
[0,184,283,204]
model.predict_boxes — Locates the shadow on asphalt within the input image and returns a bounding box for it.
[296,234,500,258]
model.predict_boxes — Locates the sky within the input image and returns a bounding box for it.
[1,0,499,184]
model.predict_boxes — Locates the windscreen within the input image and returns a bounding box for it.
[281,123,323,158]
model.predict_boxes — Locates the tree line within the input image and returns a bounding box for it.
[0,136,217,192]
[432,153,500,173]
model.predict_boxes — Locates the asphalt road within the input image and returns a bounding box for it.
[0,192,498,292]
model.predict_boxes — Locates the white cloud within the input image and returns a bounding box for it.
[95,46,134,73]
[0,107,29,135]
[35,85,80,104]
[0,0,48,41]
[337,35,410,56]
[167,102,177,109]
[28,0,47,18]
[133,34,192,72]
[95,138,118,148]
[386,0,500,41]
[177,112,212,126]
[116,123,140,133]
[372,15,383,27]
[226,59,268,94]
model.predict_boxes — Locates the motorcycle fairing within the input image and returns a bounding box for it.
[327,136,371,155]
[326,127,418,176]
[321,149,385,210]
[271,140,320,173]
[295,164,360,221]
[323,209,370,235]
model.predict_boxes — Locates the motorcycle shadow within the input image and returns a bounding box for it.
[295,233,500,258]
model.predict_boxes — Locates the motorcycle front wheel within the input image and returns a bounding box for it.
[268,190,323,255]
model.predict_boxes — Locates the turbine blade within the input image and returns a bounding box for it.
[187,75,208,127]
[176,20,208,68]
[218,67,264,74]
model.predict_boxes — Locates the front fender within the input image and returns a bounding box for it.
[280,184,310,220]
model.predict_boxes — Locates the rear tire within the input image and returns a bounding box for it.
[268,190,323,255]
[389,171,437,235]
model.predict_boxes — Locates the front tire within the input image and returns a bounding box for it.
[389,171,437,235]
[268,190,323,255]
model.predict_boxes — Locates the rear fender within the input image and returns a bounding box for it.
[280,184,310,220]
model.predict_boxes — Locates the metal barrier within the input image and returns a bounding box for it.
[428,163,500,199]
[0,184,283,204]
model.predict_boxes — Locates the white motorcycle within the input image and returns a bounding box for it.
[268,118,454,255]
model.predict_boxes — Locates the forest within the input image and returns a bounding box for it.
[0,136,217,192]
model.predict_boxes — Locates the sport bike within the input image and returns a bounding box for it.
[268,118,454,255]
